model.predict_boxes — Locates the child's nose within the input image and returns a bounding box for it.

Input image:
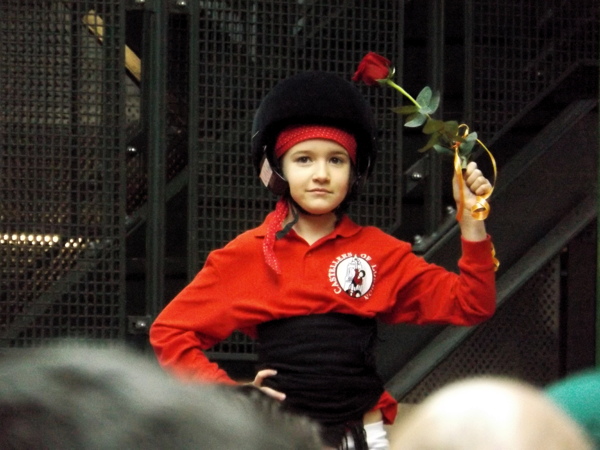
[313,161,330,180]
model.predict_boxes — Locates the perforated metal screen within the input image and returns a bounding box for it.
[398,0,599,397]
[124,11,189,219]
[471,0,599,138]
[191,2,405,256]
[0,1,125,347]
[402,256,563,402]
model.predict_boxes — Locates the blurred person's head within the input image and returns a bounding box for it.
[0,342,322,450]
[391,376,593,450]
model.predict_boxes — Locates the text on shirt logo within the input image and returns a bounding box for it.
[329,253,376,300]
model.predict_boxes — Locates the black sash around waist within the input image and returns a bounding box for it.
[256,313,384,429]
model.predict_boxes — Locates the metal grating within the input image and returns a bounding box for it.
[401,256,562,403]
[192,1,405,257]
[124,12,190,218]
[402,256,560,403]
[187,1,405,357]
[0,1,126,347]
[392,0,600,400]
[471,0,599,138]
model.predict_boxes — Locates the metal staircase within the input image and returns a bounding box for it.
[382,96,598,399]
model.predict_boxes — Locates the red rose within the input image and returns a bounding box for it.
[352,52,392,86]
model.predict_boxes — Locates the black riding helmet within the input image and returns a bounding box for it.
[251,71,378,197]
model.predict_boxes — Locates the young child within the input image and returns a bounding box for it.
[150,71,496,450]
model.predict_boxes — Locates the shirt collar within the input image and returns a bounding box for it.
[253,212,361,239]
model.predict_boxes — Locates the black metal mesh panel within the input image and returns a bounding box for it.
[124,12,189,218]
[0,1,125,347]
[472,0,599,137]
[124,74,145,217]
[401,256,562,403]
[393,0,599,401]
[194,1,404,254]
[190,1,404,358]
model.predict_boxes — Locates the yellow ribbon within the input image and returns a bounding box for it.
[491,243,500,272]
[452,125,497,222]
[452,125,500,271]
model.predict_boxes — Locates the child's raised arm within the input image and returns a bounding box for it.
[453,161,492,242]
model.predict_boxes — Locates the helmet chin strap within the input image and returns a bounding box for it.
[275,201,299,240]
[275,198,333,240]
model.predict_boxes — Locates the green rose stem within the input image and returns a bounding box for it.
[356,54,499,269]
[381,75,494,223]
[382,79,423,110]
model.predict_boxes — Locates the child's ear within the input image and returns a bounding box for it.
[259,156,288,195]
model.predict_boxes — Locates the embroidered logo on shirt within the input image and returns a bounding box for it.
[328,253,376,299]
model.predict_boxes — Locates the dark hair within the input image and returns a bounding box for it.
[0,342,323,450]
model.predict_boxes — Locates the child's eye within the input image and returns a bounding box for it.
[330,156,347,165]
[295,156,311,164]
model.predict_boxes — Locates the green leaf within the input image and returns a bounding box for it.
[442,120,459,136]
[459,138,476,156]
[418,91,441,115]
[439,121,460,145]
[391,105,420,115]
[415,86,432,108]
[418,132,441,152]
[433,144,454,156]
[427,91,440,114]
[404,112,427,128]
[422,118,444,135]
[460,156,469,169]
[465,131,478,142]
[456,131,477,157]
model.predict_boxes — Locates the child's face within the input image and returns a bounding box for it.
[280,139,351,215]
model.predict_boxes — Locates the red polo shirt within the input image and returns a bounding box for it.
[150,212,496,423]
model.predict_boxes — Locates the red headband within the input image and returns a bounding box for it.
[274,125,357,163]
